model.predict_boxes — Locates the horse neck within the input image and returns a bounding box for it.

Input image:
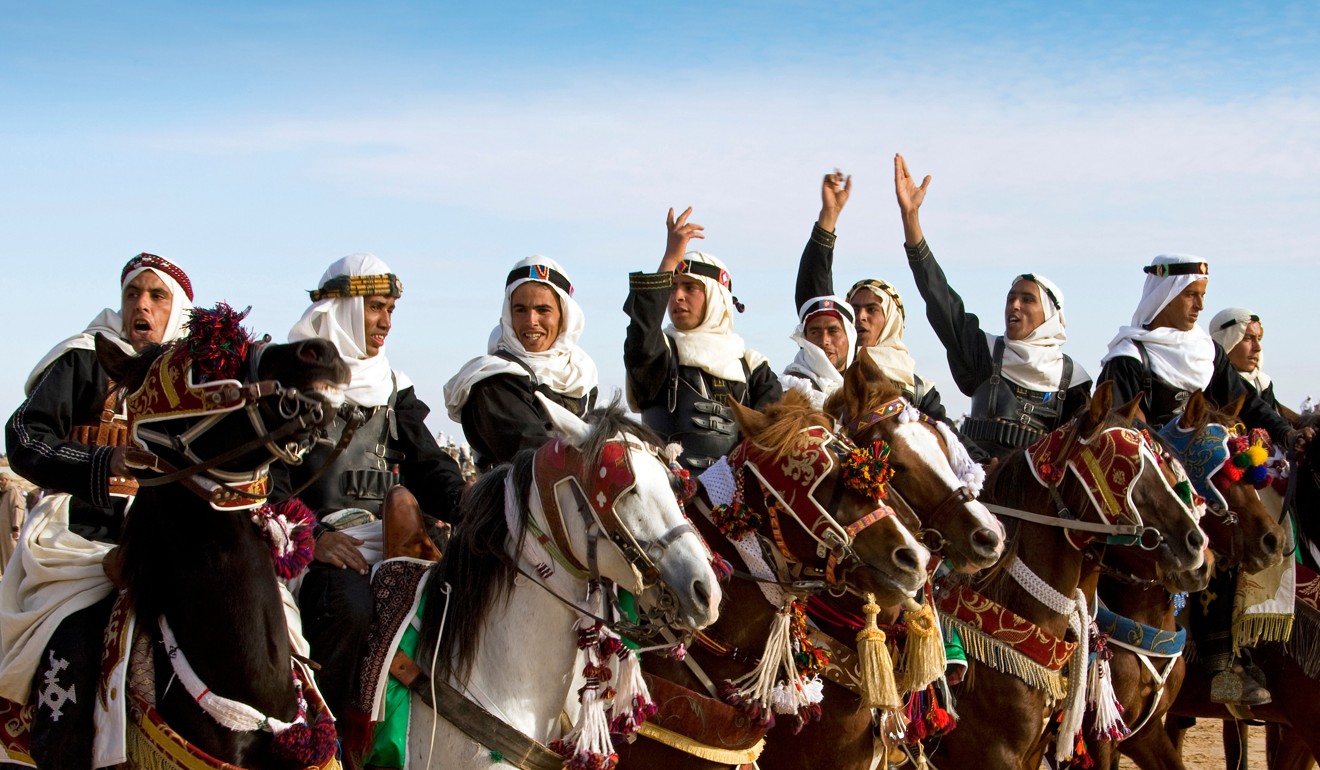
[123,485,293,707]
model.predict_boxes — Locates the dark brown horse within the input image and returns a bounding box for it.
[619,389,931,770]
[926,381,1209,770]
[98,318,349,767]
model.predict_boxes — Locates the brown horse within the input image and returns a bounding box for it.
[1081,392,1283,770]
[618,389,931,770]
[925,381,1210,770]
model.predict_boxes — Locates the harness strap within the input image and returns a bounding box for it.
[983,502,1143,537]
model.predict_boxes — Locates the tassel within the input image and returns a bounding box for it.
[723,601,805,724]
[1054,589,1090,765]
[1088,634,1130,742]
[856,593,902,709]
[609,646,656,737]
[900,597,946,693]
[550,622,621,770]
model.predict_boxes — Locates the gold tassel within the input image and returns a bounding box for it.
[900,597,946,693]
[856,593,901,709]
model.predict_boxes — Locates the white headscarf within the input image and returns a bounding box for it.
[289,253,411,408]
[444,256,598,421]
[782,295,857,403]
[1210,307,1270,392]
[663,251,766,382]
[1102,254,1215,392]
[992,273,1090,392]
[847,279,920,393]
[24,256,195,395]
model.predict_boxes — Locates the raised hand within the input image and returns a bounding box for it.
[894,153,931,246]
[660,206,705,272]
[818,169,852,232]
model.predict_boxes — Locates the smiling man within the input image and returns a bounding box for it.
[624,207,782,474]
[894,155,1092,461]
[444,256,599,472]
[3,252,193,768]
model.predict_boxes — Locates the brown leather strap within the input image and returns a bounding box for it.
[391,650,564,770]
[533,446,590,575]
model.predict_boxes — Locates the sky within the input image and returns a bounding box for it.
[3,2,1318,447]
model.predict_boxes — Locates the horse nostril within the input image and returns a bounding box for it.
[1187,529,1207,554]
[972,527,1002,553]
[298,343,318,363]
[1262,531,1280,555]
[693,579,711,608]
[894,547,921,573]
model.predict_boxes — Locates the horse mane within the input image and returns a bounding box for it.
[579,396,665,467]
[741,389,834,461]
[822,351,904,427]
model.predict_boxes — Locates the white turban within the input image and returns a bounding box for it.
[662,251,768,382]
[25,254,195,395]
[846,279,921,394]
[782,294,858,402]
[992,273,1089,392]
[1102,254,1215,392]
[1210,307,1270,391]
[289,253,410,408]
[444,256,598,421]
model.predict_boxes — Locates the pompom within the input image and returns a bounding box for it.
[1246,445,1269,467]
[1245,464,1270,487]
[184,303,254,383]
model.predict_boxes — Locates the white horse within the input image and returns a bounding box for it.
[402,398,722,769]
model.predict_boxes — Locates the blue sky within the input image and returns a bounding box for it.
[3,2,1318,444]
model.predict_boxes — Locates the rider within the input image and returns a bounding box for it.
[895,154,1092,461]
[625,207,782,474]
[444,255,600,472]
[1209,308,1298,422]
[2,253,194,769]
[1099,256,1314,706]
[276,253,467,727]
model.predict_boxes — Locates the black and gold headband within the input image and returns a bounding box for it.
[1143,261,1208,278]
[846,279,905,319]
[310,273,403,301]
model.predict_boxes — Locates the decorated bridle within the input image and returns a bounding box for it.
[531,434,704,591]
[123,306,334,511]
[843,396,979,552]
[724,424,901,586]
[986,421,1202,551]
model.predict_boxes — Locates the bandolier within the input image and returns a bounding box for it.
[961,337,1076,452]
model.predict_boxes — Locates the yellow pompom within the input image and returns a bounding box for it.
[1247,445,1269,466]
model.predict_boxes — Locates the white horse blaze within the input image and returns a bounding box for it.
[891,422,1004,541]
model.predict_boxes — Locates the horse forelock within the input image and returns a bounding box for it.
[741,389,833,462]
[579,398,664,467]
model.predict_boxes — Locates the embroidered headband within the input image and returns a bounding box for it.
[309,273,403,301]
[505,263,574,296]
[800,297,855,325]
[122,253,194,301]
[1018,274,1061,311]
[1143,262,1208,278]
[677,259,732,291]
[846,279,906,319]
[1218,314,1260,330]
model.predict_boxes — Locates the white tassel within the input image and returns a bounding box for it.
[1088,635,1130,742]
[609,645,656,736]
[727,602,802,721]
[551,621,621,769]
[1054,589,1090,765]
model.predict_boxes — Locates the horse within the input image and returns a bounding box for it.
[1166,411,1320,770]
[95,307,351,767]
[1078,391,1284,770]
[398,397,723,770]
[924,381,1210,770]
[616,388,933,770]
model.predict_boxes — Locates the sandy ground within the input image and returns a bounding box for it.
[1118,719,1267,770]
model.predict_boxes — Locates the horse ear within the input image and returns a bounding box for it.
[1117,393,1144,425]
[729,398,769,438]
[1086,380,1115,428]
[833,348,880,419]
[94,333,135,382]
[535,392,592,446]
[1223,393,1246,421]
[1183,391,1207,428]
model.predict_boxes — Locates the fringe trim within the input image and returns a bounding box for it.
[1232,613,1294,656]
[939,613,1066,702]
[1287,601,1320,679]
[636,722,766,764]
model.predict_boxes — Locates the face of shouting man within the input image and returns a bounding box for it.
[668,274,708,332]
[362,295,396,357]
[849,287,885,348]
[511,282,562,353]
[1004,278,1047,341]
[120,271,174,352]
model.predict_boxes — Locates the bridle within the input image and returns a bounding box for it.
[731,425,901,587]
[123,341,336,510]
[843,396,977,553]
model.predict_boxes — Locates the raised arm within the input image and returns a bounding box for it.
[895,153,930,248]
[657,206,705,273]
[627,207,704,406]
[796,170,851,310]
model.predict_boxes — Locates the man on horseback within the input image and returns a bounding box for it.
[893,154,1093,461]
[277,253,467,731]
[625,207,782,474]
[1210,307,1299,422]
[1099,256,1314,707]
[444,256,599,472]
[2,253,194,768]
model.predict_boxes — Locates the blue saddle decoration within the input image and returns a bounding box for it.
[1158,416,1231,512]
[1095,605,1187,656]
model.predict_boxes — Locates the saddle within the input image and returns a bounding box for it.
[382,486,444,561]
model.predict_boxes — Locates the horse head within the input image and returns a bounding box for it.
[728,389,930,607]
[828,349,1003,572]
[1032,381,1208,574]
[1159,391,1285,575]
[536,395,722,631]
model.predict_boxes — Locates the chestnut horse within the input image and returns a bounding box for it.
[618,389,932,770]
[924,382,1209,770]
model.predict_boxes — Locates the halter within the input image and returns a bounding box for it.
[531,434,700,590]
[124,341,332,510]
[843,396,979,552]
[732,425,899,586]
